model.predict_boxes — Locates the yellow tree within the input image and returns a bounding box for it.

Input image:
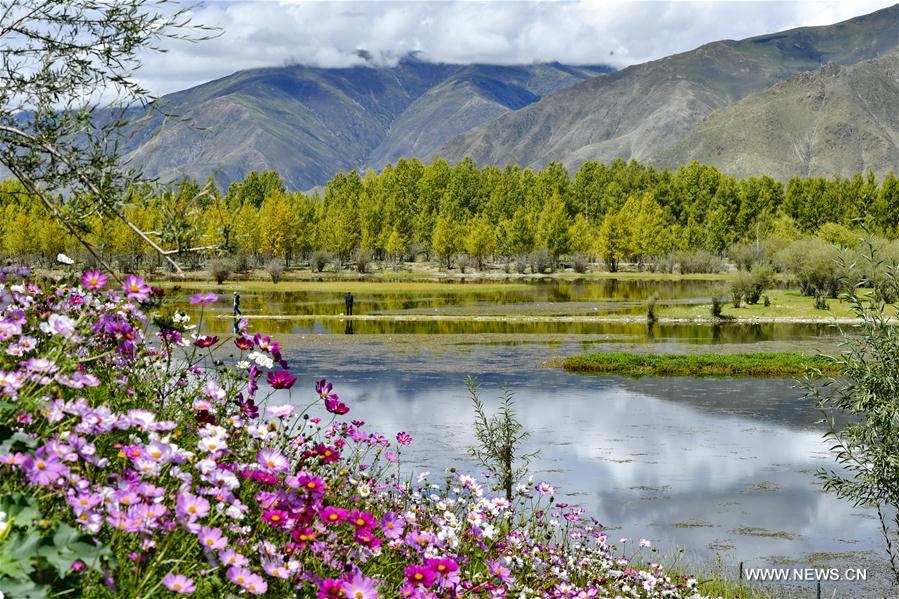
[464,214,496,270]
[258,190,297,262]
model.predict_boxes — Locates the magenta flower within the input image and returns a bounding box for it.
[349,509,376,530]
[404,564,437,588]
[121,275,150,302]
[234,335,254,351]
[266,370,296,390]
[198,526,228,550]
[320,506,348,525]
[261,508,289,528]
[396,431,412,446]
[81,270,108,290]
[257,449,289,472]
[189,292,218,306]
[342,574,379,599]
[324,396,349,415]
[427,557,459,578]
[194,335,219,349]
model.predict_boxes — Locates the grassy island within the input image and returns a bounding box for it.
[562,351,840,377]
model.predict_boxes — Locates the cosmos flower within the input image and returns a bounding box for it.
[198,526,228,551]
[162,573,195,594]
[404,564,437,588]
[189,292,218,306]
[81,270,108,290]
[194,335,218,349]
[266,370,296,390]
[342,574,379,599]
[257,449,289,472]
[121,275,150,302]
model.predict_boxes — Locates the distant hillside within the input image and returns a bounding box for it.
[123,61,609,190]
[655,52,899,179]
[434,4,899,177]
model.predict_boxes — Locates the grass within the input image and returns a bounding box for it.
[561,351,840,377]
[153,279,530,294]
[659,288,859,319]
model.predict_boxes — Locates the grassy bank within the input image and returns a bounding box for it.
[562,351,840,377]
[659,288,859,319]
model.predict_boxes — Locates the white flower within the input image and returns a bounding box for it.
[639,538,652,548]
[56,253,74,265]
[247,351,274,369]
[357,483,371,497]
[236,360,250,369]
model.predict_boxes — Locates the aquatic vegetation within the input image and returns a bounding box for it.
[0,266,718,597]
[562,352,841,377]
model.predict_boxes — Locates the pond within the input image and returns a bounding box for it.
[170,279,890,596]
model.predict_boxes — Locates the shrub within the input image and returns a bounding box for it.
[572,254,589,274]
[456,254,471,274]
[676,250,725,274]
[265,257,285,284]
[528,248,551,274]
[0,268,710,598]
[775,239,840,297]
[355,251,372,274]
[208,258,234,285]
[728,242,765,271]
[311,249,331,273]
[514,255,528,274]
[711,295,723,318]
[763,294,770,307]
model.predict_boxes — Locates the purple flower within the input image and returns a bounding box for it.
[227,566,268,595]
[396,431,412,446]
[189,292,218,306]
[81,270,108,290]
[198,526,228,551]
[342,575,379,599]
[176,492,210,520]
[22,452,68,486]
[121,275,150,302]
[162,573,195,594]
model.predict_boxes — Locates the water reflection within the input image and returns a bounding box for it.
[279,348,889,595]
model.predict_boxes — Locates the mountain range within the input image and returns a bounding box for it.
[121,4,899,189]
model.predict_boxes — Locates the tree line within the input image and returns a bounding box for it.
[1,158,897,273]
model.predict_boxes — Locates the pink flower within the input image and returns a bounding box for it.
[257,448,289,471]
[487,559,513,584]
[189,292,218,305]
[219,549,249,567]
[162,573,195,594]
[349,509,376,530]
[324,396,349,415]
[121,275,150,302]
[266,370,296,390]
[198,526,228,550]
[261,508,289,528]
[396,431,412,446]
[227,566,268,595]
[404,564,437,588]
[81,270,108,290]
[342,574,379,599]
[194,335,218,349]
[176,492,210,520]
[22,453,68,486]
[265,403,295,418]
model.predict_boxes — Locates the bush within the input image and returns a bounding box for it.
[208,257,234,285]
[711,295,723,318]
[572,254,589,274]
[728,242,765,271]
[775,239,840,297]
[311,250,331,273]
[456,254,471,274]
[265,257,284,284]
[355,251,372,274]
[763,294,770,307]
[676,250,725,274]
[645,254,676,273]
[528,248,551,274]
[514,255,528,274]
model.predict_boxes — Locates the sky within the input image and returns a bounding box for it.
[138,0,897,95]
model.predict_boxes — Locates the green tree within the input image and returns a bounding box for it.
[536,191,570,264]
[595,211,628,272]
[432,213,461,269]
[567,214,595,256]
[464,215,496,270]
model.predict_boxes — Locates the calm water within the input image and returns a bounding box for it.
[174,280,890,596]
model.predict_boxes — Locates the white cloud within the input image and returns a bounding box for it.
[137,0,896,95]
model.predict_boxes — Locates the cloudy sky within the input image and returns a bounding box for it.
[140,0,896,95]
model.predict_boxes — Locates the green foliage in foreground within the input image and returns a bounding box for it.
[562,352,840,377]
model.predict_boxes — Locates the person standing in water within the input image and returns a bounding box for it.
[233,291,242,316]
[345,291,354,316]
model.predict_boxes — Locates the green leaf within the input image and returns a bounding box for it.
[0,493,42,528]
[37,523,112,577]
[0,531,40,578]
[0,430,38,454]
[0,575,47,599]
